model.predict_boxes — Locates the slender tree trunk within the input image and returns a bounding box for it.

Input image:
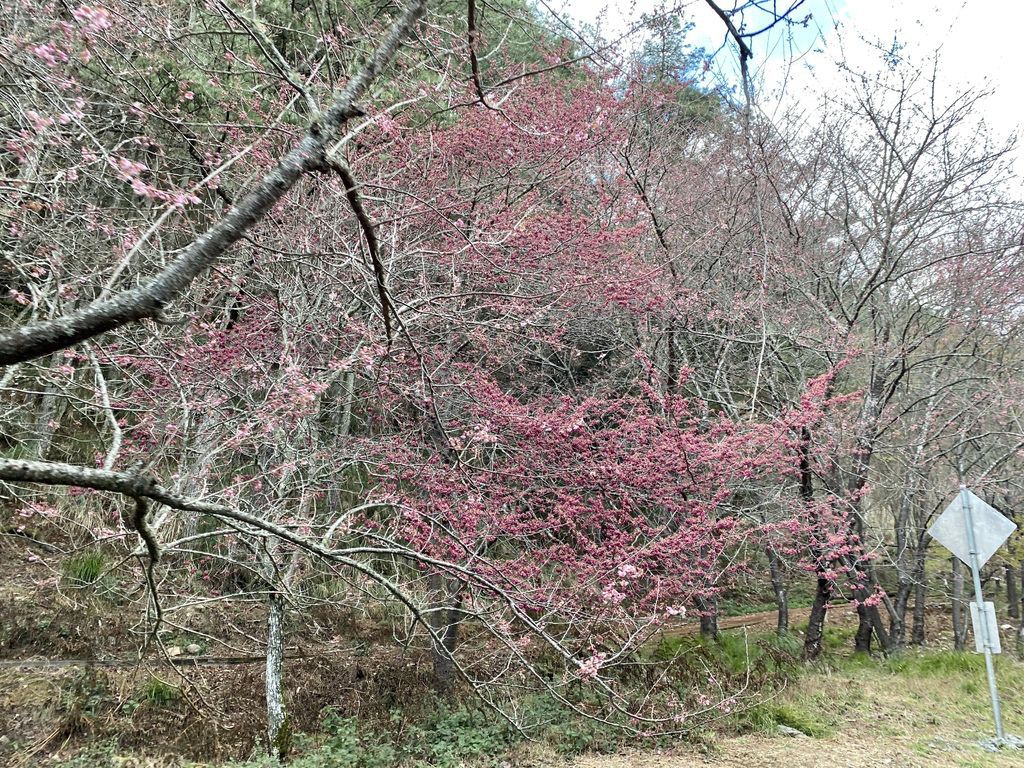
[266,590,288,758]
[912,579,927,645]
[952,557,967,651]
[797,426,831,660]
[260,540,295,760]
[910,546,927,645]
[767,546,789,634]
[28,350,67,460]
[890,580,911,650]
[1017,567,1024,659]
[1006,565,1019,620]
[804,576,831,660]
[890,472,918,650]
[697,596,719,639]
[429,574,463,694]
[847,377,888,653]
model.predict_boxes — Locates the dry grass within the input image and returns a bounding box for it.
[571,646,1024,768]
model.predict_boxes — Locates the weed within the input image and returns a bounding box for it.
[58,668,110,740]
[306,707,400,768]
[737,700,830,737]
[409,705,513,764]
[61,551,107,588]
[652,627,801,688]
[140,676,180,706]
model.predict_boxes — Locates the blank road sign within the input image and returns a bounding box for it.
[928,490,1016,568]
[970,601,1002,654]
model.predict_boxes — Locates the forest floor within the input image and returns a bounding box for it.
[5,616,1023,767]
[3,535,1023,768]
[572,650,1024,768]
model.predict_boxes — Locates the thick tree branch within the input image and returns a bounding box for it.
[0,0,427,367]
[703,0,753,102]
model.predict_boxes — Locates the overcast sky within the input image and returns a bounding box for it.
[550,0,1023,173]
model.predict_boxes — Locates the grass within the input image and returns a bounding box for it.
[139,676,180,706]
[735,699,831,737]
[652,625,804,685]
[60,551,107,588]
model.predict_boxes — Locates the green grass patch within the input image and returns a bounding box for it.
[652,627,803,685]
[61,551,107,588]
[736,700,831,737]
[139,676,180,707]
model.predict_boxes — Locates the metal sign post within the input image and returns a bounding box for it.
[928,486,1017,743]
[959,486,1005,740]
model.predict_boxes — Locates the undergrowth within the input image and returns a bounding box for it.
[61,551,107,589]
[22,625,1024,767]
[222,629,809,768]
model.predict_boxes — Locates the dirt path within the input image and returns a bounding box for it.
[684,608,810,634]
[569,737,941,768]
[652,608,811,641]
[0,608,811,671]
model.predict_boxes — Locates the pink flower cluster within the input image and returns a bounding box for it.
[578,652,607,680]
[109,155,200,207]
[72,5,114,33]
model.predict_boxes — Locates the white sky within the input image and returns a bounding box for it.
[550,0,1024,173]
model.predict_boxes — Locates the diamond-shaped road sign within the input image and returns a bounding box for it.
[928,489,1016,568]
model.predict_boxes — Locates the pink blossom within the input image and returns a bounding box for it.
[31,44,68,67]
[114,156,147,178]
[617,563,641,579]
[601,583,626,605]
[578,652,606,680]
[25,110,55,132]
[72,5,114,33]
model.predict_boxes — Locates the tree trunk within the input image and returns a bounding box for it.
[854,602,873,653]
[266,590,289,759]
[1017,567,1024,659]
[850,560,890,654]
[890,581,911,650]
[952,557,967,651]
[910,546,927,645]
[1006,565,1019,620]
[803,576,831,660]
[429,574,464,694]
[845,376,887,654]
[767,546,789,635]
[798,426,830,660]
[28,350,69,460]
[697,596,719,639]
[889,473,918,651]
[912,578,927,645]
